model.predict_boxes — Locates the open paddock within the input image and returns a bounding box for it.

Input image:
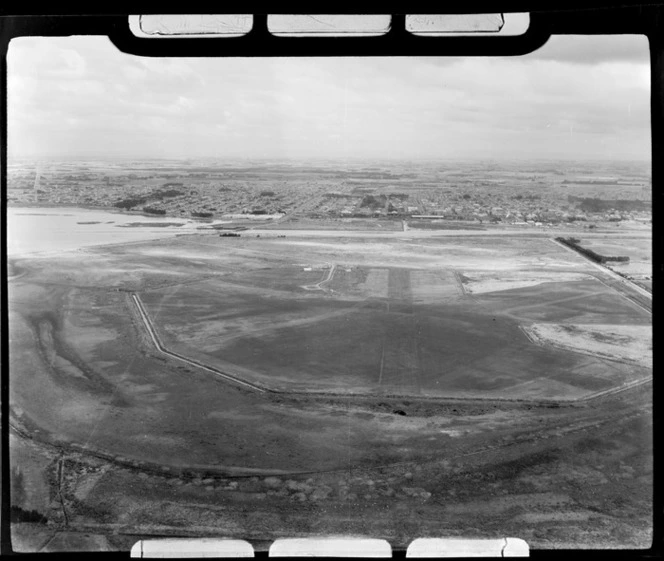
[126,235,652,402]
[8,231,652,476]
[475,279,650,325]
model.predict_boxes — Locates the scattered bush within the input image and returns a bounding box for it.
[360,194,387,210]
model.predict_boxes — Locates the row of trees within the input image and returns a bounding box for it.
[556,237,629,263]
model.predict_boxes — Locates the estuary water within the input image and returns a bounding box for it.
[7,206,228,256]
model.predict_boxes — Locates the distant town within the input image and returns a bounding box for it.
[8,158,651,230]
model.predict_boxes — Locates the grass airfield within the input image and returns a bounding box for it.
[138,234,649,400]
[8,231,652,550]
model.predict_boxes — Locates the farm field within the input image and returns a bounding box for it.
[8,230,652,551]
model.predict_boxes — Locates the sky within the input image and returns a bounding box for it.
[7,34,651,162]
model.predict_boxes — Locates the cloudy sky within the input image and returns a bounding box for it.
[7,34,651,161]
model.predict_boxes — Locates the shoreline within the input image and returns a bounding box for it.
[7,203,280,226]
[8,202,196,222]
[8,203,652,234]
[7,204,652,240]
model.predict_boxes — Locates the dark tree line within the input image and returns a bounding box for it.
[556,237,629,263]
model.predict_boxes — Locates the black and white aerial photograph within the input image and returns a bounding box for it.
[5,13,653,554]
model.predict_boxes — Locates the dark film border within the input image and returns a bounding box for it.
[0,4,661,558]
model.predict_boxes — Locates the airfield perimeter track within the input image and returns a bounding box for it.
[128,293,650,406]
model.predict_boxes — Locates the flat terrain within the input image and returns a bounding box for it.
[571,236,652,294]
[137,235,651,400]
[8,230,652,551]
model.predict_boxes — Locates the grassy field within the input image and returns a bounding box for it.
[137,237,650,401]
[8,232,652,551]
